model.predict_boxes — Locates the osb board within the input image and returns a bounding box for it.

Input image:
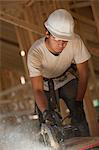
[63,137,99,150]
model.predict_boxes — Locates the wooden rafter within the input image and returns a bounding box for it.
[0,11,44,36]
[70,1,90,9]
[89,47,99,57]
[70,0,99,136]
[90,0,99,35]
[0,81,30,97]
[25,0,38,6]
[0,0,28,5]
[24,7,35,45]
[15,26,29,80]
[71,11,95,27]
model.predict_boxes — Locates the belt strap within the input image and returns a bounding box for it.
[43,64,77,81]
[48,79,58,110]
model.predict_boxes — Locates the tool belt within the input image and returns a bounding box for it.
[43,64,78,110]
[43,63,78,81]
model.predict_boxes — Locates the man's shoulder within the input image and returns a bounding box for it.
[31,37,45,49]
[28,37,45,55]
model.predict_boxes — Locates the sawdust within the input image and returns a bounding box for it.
[0,119,52,150]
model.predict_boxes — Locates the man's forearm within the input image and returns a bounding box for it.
[76,61,89,101]
[34,90,48,113]
[76,74,88,101]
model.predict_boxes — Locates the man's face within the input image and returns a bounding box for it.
[46,33,68,54]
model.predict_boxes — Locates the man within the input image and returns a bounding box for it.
[27,9,91,136]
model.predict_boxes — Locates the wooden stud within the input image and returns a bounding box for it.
[24,6,35,45]
[71,11,96,27]
[84,87,99,136]
[91,0,99,35]
[70,1,90,9]
[15,26,29,80]
[0,10,44,35]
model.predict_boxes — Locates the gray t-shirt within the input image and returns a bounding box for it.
[27,34,91,90]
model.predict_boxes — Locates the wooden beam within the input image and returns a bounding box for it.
[71,5,99,135]
[15,26,29,80]
[81,30,99,44]
[90,0,99,35]
[70,1,90,9]
[89,47,99,57]
[76,23,99,98]
[0,11,44,36]
[0,0,28,5]
[25,0,36,6]
[71,11,96,27]
[0,81,30,97]
[24,7,35,45]
[88,59,99,98]
[84,87,99,136]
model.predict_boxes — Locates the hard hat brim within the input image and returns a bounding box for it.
[45,22,74,41]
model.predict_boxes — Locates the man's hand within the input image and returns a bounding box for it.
[71,101,85,125]
[43,109,62,126]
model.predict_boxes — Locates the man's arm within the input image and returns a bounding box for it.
[31,76,48,113]
[76,61,89,101]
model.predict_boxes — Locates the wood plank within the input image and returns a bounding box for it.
[71,11,96,26]
[70,1,90,9]
[0,10,44,35]
[0,41,24,71]
[0,0,28,5]
[15,26,29,80]
[91,0,99,35]
[0,81,30,97]
[84,86,99,136]
[69,3,99,136]
[89,47,99,57]
[64,137,99,150]
[25,0,38,6]
[24,6,35,45]
[0,21,17,43]
[88,59,99,98]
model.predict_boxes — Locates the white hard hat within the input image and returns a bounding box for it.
[44,9,74,41]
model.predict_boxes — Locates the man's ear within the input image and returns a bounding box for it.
[45,30,50,38]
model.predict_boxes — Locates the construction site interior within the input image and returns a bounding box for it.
[0,0,99,149]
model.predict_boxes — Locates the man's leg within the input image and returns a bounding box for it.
[59,79,90,136]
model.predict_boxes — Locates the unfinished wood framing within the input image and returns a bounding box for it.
[23,6,35,45]
[91,0,99,35]
[69,0,99,135]
[70,1,91,9]
[15,26,29,80]
[0,11,44,35]
[0,0,99,136]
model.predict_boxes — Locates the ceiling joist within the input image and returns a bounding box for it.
[0,11,44,36]
[70,1,90,9]
[0,0,28,5]
[89,47,99,57]
[71,11,95,27]
[90,0,99,35]
[25,0,37,6]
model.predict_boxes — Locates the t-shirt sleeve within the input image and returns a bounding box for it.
[27,46,42,77]
[74,37,91,64]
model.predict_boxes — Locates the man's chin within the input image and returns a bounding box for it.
[56,49,63,53]
[53,48,64,54]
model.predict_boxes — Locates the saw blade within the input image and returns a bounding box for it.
[40,123,61,150]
